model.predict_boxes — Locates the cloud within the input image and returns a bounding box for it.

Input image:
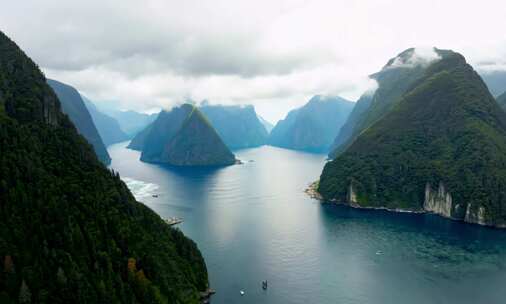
[386,47,441,69]
[1,0,506,122]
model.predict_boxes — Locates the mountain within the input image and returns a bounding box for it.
[318,49,506,228]
[328,48,454,158]
[268,95,354,152]
[127,123,153,151]
[479,70,506,97]
[497,91,506,110]
[199,104,268,149]
[257,115,274,133]
[140,104,236,166]
[104,110,158,137]
[47,79,111,165]
[82,96,129,146]
[0,31,207,303]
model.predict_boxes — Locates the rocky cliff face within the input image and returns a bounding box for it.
[423,182,454,217]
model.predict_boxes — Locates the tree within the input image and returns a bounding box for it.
[18,280,31,304]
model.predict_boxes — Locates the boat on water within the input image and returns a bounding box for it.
[262,280,268,290]
[164,217,183,226]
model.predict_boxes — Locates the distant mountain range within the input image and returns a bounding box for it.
[82,96,129,146]
[258,115,274,133]
[47,79,111,165]
[137,104,236,166]
[103,109,158,137]
[130,103,269,152]
[479,70,506,97]
[200,104,268,149]
[318,48,506,228]
[269,95,354,152]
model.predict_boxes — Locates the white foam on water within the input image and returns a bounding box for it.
[122,177,159,200]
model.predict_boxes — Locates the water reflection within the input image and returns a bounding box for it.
[109,141,506,304]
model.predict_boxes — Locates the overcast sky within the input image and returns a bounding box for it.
[1,0,506,122]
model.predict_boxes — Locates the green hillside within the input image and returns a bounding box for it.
[319,50,506,227]
[0,31,207,303]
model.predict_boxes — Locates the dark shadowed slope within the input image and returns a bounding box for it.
[319,49,506,228]
[0,31,207,303]
[47,79,111,164]
[83,96,129,145]
[269,95,354,152]
[140,104,236,166]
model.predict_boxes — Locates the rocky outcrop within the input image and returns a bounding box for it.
[423,182,454,217]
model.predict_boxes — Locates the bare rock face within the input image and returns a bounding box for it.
[423,182,454,217]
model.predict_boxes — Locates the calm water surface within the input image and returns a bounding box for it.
[109,142,506,304]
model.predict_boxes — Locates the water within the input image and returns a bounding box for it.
[109,142,506,304]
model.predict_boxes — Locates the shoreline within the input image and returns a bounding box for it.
[304,181,506,229]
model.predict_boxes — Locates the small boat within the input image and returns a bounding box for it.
[164,217,183,226]
[240,290,245,296]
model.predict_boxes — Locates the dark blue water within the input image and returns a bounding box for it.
[109,142,506,304]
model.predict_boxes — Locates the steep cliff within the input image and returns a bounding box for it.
[329,48,453,158]
[200,104,268,149]
[47,79,111,164]
[83,96,129,145]
[269,95,354,152]
[140,104,236,166]
[318,48,506,228]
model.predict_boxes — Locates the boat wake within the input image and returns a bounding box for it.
[122,177,159,200]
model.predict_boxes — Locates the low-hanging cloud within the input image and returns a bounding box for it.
[1,0,506,122]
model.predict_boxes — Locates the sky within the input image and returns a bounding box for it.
[1,0,506,123]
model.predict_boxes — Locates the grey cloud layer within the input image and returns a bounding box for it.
[1,0,505,122]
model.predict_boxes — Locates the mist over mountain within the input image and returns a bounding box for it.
[47,79,111,164]
[268,95,354,152]
[319,49,506,227]
[258,115,274,133]
[329,48,454,158]
[82,96,129,146]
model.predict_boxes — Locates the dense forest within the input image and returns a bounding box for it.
[328,49,456,158]
[0,31,208,303]
[319,50,506,227]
